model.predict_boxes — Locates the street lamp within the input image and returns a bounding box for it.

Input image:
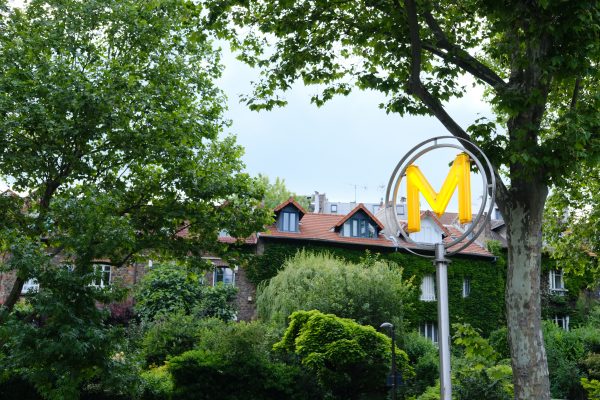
[380,322,397,400]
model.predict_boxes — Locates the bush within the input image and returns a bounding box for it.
[135,263,237,322]
[543,321,587,399]
[257,251,414,328]
[274,310,413,399]
[140,366,173,400]
[488,327,510,360]
[401,331,439,397]
[141,313,202,367]
[168,319,317,400]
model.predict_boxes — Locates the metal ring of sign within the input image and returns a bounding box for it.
[384,136,496,257]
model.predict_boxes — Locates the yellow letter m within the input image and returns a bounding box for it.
[406,153,472,233]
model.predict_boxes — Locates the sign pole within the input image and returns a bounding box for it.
[435,242,452,400]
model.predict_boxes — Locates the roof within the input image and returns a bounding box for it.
[420,210,452,236]
[273,197,307,217]
[261,212,494,259]
[333,203,385,231]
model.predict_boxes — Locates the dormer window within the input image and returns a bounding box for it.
[280,211,298,232]
[274,198,306,233]
[342,217,377,238]
[334,204,383,239]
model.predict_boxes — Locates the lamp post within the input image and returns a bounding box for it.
[380,322,397,400]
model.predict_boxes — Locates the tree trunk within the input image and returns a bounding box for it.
[505,181,550,400]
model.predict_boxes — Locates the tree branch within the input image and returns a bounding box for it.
[570,77,581,109]
[422,10,506,90]
[402,0,509,204]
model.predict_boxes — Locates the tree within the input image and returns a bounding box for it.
[257,173,310,210]
[0,0,269,311]
[0,0,269,396]
[256,251,415,328]
[206,1,600,397]
[544,166,599,282]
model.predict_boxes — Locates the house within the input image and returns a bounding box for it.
[1,195,586,339]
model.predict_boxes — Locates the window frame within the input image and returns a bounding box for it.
[341,214,377,238]
[420,322,438,344]
[549,269,567,295]
[420,274,436,301]
[279,210,299,232]
[552,315,570,331]
[213,266,236,286]
[91,264,111,288]
[462,277,471,298]
[21,278,40,294]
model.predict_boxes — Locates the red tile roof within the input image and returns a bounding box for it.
[261,212,493,259]
[333,203,385,231]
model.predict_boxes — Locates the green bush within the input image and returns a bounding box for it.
[274,310,413,399]
[167,319,318,400]
[488,327,510,360]
[543,321,587,399]
[257,251,415,328]
[141,313,202,367]
[401,331,439,397]
[135,263,237,322]
[140,366,173,400]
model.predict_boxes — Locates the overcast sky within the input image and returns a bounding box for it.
[218,47,494,208]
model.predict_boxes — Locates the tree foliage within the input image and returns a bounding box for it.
[256,251,415,328]
[0,0,269,310]
[544,166,600,281]
[0,0,269,397]
[257,173,310,210]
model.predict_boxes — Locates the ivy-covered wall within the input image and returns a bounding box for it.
[246,240,506,336]
[540,255,590,329]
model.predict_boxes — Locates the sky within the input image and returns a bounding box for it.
[217,47,494,208]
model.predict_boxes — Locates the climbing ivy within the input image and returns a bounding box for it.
[246,241,506,336]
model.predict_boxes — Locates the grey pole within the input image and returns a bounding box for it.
[434,242,452,400]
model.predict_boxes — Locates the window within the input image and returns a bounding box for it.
[552,315,570,331]
[341,217,377,238]
[92,264,111,288]
[280,211,298,232]
[549,269,567,295]
[462,277,471,298]
[420,275,436,301]
[21,278,39,294]
[331,204,338,213]
[214,267,235,286]
[420,322,438,343]
[396,204,405,215]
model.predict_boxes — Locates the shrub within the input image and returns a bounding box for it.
[167,319,317,400]
[135,263,237,322]
[274,310,413,399]
[257,251,414,328]
[140,366,173,400]
[401,331,439,397]
[141,313,202,367]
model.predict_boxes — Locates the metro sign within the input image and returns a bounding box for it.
[406,153,472,233]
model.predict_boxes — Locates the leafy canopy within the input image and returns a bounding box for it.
[0,0,268,397]
[257,173,310,210]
